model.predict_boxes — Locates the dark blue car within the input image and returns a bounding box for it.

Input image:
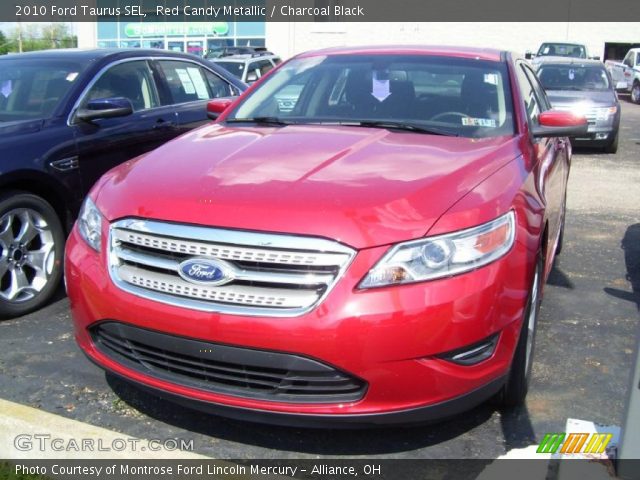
[0,49,246,318]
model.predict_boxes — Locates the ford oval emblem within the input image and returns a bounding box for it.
[178,258,234,286]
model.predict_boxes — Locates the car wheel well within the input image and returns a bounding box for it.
[0,181,70,233]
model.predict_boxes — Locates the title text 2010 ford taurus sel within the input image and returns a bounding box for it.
[66,46,587,426]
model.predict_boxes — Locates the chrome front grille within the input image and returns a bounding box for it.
[108,219,355,317]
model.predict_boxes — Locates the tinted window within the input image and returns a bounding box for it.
[538,65,611,91]
[516,63,541,124]
[83,60,158,112]
[0,59,85,121]
[229,54,515,138]
[203,69,235,98]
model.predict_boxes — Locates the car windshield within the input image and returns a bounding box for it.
[537,43,586,58]
[226,54,515,138]
[538,65,611,91]
[0,59,85,122]
[215,61,245,78]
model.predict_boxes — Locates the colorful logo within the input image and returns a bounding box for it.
[536,432,613,454]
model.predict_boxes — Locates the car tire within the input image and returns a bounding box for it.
[0,191,65,319]
[632,81,640,105]
[603,129,619,154]
[497,254,543,407]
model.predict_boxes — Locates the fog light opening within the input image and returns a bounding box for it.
[439,334,500,366]
[595,133,608,140]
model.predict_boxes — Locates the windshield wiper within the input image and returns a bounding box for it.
[333,120,459,137]
[225,116,294,126]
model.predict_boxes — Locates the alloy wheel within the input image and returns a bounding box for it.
[0,208,56,303]
[633,84,640,104]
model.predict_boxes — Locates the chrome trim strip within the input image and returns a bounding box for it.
[108,219,356,317]
[115,245,335,286]
[117,265,318,309]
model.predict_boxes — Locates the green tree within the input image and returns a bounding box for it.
[0,30,12,55]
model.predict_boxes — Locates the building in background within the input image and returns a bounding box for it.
[77,21,640,61]
[266,22,640,62]
[78,21,264,56]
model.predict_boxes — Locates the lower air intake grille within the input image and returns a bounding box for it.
[91,322,366,404]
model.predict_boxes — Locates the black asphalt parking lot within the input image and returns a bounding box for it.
[1,101,639,460]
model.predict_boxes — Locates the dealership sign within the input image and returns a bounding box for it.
[124,22,229,37]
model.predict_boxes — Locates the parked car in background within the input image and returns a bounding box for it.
[526,42,595,67]
[211,53,282,84]
[67,45,588,426]
[206,46,272,59]
[536,58,620,152]
[0,49,246,318]
[605,48,640,102]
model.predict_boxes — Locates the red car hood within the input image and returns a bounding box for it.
[96,124,520,249]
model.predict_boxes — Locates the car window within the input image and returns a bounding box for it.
[636,53,640,67]
[623,52,634,68]
[82,60,158,112]
[516,62,541,124]
[214,61,244,79]
[230,54,515,139]
[157,60,217,104]
[273,57,282,65]
[537,65,610,91]
[202,69,235,97]
[522,65,551,110]
[0,59,85,122]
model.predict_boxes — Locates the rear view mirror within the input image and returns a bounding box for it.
[207,98,234,120]
[76,97,133,122]
[531,110,588,138]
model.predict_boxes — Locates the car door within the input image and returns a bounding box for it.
[517,61,568,261]
[153,59,241,133]
[71,59,179,193]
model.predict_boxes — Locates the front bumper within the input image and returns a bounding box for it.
[66,221,530,425]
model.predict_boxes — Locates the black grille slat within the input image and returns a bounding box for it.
[91,322,366,403]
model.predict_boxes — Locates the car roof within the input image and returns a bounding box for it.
[214,54,277,62]
[296,45,504,62]
[538,42,585,47]
[0,48,208,62]
[535,57,604,67]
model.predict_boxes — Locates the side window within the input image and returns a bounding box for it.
[522,65,551,111]
[515,62,540,124]
[636,53,640,67]
[273,57,282,66]
[157,60,213,104]
[202,69,234,98]
[623,52,633,68]
[248,60,273,80]
[83,61,158,112]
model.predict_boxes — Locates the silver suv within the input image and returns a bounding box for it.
[212,53,282,84]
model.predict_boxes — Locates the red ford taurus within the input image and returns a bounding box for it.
[65,46,587,426]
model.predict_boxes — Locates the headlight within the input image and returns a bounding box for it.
[595,106,617,121]
[78,196,103,252]
[359,211,515,288]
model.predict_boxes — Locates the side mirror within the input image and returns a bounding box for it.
[531,110,588,138]
[246,72,259,83]
[76,97,133,122]
[525,51,535,60]
[207,98,234,120]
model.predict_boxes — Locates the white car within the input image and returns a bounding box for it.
[211,53,282,84]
